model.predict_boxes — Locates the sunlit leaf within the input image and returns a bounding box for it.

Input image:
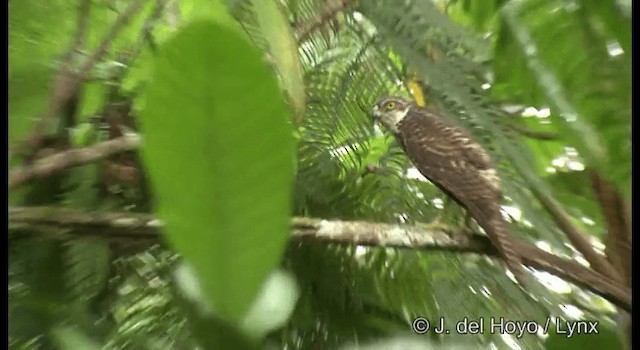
[140,20,295,321]
[241,269,299,339]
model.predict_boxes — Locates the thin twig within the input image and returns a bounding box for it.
[493,104,620,283]
[72,0,92,50]
[134,0,167,55]
[8,206,631,312]
[294,0,355,43]
[14,0,146,156]
[589,170,631,286]
[9,134,142,189]
[532,187,623,282]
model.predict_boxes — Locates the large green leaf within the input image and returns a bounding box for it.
[139,20,295,321]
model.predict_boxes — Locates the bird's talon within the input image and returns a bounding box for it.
[420,220,450,233]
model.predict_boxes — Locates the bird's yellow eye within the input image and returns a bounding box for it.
[383,101,396,110]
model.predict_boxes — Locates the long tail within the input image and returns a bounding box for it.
[467,201,527,285]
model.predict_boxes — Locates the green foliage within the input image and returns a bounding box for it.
[544,322,624,350]
[496,0,631,196]
[64,238,111,303]
[9,1,75,144]
[52,327,102,350]
[79,82,108,119]
[139,21,295,321]
[105,248,196,349]
[9,237,112,349]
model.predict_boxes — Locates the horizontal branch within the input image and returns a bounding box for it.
[8,206,631,312]
[9,134,141,189]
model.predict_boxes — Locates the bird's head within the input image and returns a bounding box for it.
[371,96,411,133]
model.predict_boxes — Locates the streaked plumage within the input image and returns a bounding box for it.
[371,96,525,282]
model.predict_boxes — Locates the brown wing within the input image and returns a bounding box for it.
[396,105,525,281]
[396,106,499,203]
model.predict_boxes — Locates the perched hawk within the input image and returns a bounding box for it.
[371,96,525,282]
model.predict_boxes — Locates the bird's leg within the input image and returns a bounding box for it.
[422,197,455,232]
[462,210,474,234]
[423,197,474,238]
